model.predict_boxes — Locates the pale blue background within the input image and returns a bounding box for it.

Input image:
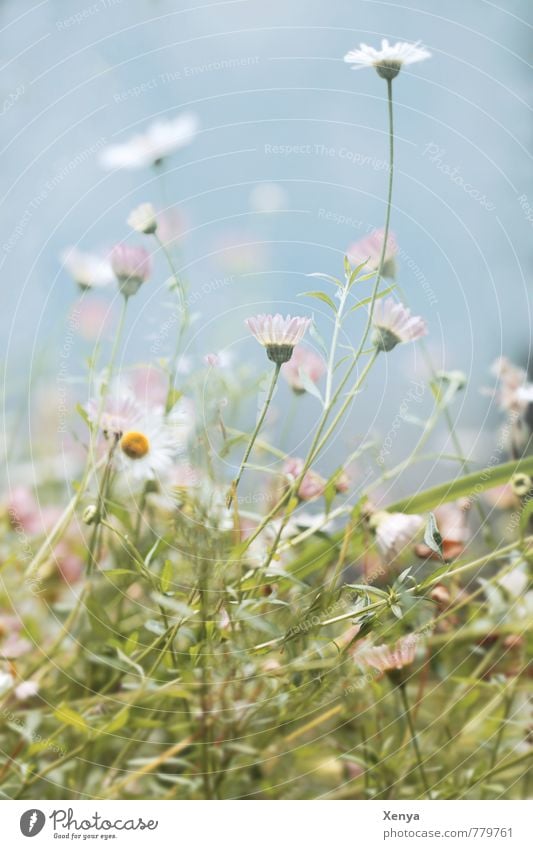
[1,0,532,490]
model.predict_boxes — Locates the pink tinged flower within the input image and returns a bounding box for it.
[355,634,418,674]
[347,229,398,279]
[99,113,199,170]
[86,383,143,439]
[372,510,424,559]
[334,469,351,494]
[245,314,312,365]
[283,457,326,501]
[204,353,220,368]
[15,680,39,701]
[344,39,431,80]
[372,298,427,352]
[281,345,326,394]
[61,247,114,290]
[490,357,533,414]
[111,244,151,297]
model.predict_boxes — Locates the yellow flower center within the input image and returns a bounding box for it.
[120,430,150,460]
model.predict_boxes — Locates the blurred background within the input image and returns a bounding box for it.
[1,0,532,499]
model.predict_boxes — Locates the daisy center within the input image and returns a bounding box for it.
[120,430,150,459]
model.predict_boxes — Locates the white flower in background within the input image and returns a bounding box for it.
[490,357,533,414]
[61,247,114,290]
[15,680,39,700]
[347,228,398,279]
[245,314,312,364]
[99,113,199,170]
[86,381,143,439]
[115,414,176,483]
[371,510,424,559]
[111,244,151,297]
[372,298,427,352]
[344,39,431,79]
[127,202,158,235]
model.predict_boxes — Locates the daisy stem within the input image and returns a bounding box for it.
[227,362,281,509]
[398,680,431,798]
[154,233,189,413]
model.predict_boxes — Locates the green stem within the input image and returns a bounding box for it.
[227,363,281,508]
[398,681,431,798]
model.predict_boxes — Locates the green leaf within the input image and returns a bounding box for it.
[54,705,90,734]
[75,403,90,428]
[306,272,343,288]
[160,560,174,594]
[424,512,444,559]
[103,707,130,734]
[299,291,338,312]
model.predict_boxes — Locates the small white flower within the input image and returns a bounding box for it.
[372,510,424,559]
[344,39,431,79]
[61,247,114,290]
[115,415,176,483]
[245,313,312,364]
[490,357,533,414]
[127,203,157,235]
[99,113,199,170]
[372,298,427,352]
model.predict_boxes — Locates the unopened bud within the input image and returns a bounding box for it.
[83,505,98,525]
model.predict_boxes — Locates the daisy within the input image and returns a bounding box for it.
[111,244,151,297]
[344,39,431,80]
[354,634,418,674]
[281,344,326,394]
[127,202,157,235]
[372,297,427,352]
[86,381,142,440]
[347,228,398,279]
[99,113,199,170]
[370,510,424,559]
[61,247,114,290]
[245,314,311,365]
[114,414,176,483]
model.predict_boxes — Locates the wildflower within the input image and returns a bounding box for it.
[370,510,424,559]
[354,634,418,674]
[111,244,151,297]
[15,680,39,701]
[281,344,326,394]
[344,39,431,80]
[127,202,157,235]
[283,457,326,501]
[99,113,199,170]
[347,229,398,279]
[115,415,176,483]
[86,382,142,440]
[245,314,311,365]
[61,247,114,291]
[490,357,533,414]
[372,297,427,352]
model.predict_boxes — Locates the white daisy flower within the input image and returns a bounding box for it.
[86,381,143,440]
[99,113,199,170]
[245,313,312,364]
[344,39,431,79]
[127,202,157,235]
[371,510,424,559]
[61,247,114,290]
[372,297,427,352]
[115,415,176,483]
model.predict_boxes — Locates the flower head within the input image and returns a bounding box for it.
[344,39,431,80]
[61,247,114,290]
[281,344,326,394]
[245,314,311,364]
[370,510,424,559]
[348,229,398,279]
[99,113,198,170]
[115,414,176,483]
[354,634,418,675]
[111,244,151,297]
[127,202,157,235]
[86,382,143,440]
[490,357,533,414]
[372,298,427,352]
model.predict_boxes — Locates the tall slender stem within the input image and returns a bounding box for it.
[398,681,431,798]
[227,363,281,508]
